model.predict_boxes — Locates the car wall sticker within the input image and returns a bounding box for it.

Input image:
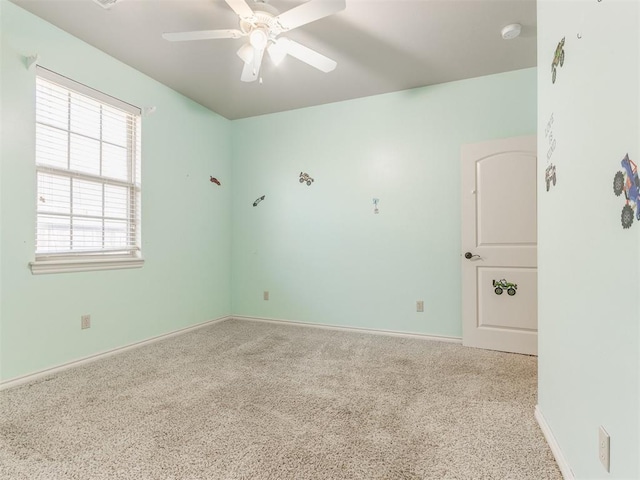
[552,37,565,84]
[493,279,517,296]
[613,154,640,229]
[545,164,557,192]
[544,113,558,192]
[545,113,556,162]
[299,172,314,186]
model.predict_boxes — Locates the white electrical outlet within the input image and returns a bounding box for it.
[599,426,610,472]
[416,301,424,312]
[81,314,91,329]
[263,291,269,301]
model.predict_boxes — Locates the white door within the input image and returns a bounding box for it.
[461,135,537,355]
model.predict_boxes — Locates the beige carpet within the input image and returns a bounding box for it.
[0,319,561,479]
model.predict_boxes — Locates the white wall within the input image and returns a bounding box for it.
[537,1,639,477]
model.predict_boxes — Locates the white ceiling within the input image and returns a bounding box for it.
[10,0,537,120]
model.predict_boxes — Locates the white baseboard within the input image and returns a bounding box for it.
[232,315,463,344]
[1,314,460,391]
[535,405,574,480]
[0,315,231,391]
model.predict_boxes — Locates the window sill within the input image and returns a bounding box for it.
[30,257,144,275]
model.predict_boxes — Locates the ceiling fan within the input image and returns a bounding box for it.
[162,0,346,82]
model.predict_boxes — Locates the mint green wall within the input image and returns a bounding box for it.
[0,0,4,385]
[0,1,232,382]
[1,0,538,396]
[230,68,537,336]
[4,2,638,475]
[537,1,639,478]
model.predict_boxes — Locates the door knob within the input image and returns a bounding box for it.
[464,252,481,260]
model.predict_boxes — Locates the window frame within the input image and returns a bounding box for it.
[29,67,144,275]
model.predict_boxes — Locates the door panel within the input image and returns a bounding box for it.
[462,135,537,355]
[477,153,537,245]
[478,267,538,331]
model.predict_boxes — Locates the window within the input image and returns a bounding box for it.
[30,67,143,274]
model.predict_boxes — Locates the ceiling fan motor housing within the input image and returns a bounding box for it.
[240,3,282,40]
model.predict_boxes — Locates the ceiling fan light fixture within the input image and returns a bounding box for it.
[237,43,254,64]
[249,29,268,50]
[267,41,287,66]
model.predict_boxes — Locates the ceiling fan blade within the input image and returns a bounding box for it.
[162,29,243,41]
[241,47,264,82]
[241,61,255,82]
[279,38,337,73]
[225,0,255,18]
[275,0,346,31]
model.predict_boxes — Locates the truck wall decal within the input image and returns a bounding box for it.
[493,279,518,296]
[552,37,565,84]
[613,154,640,229]
[299,172,314,186]
[545,164,557,192]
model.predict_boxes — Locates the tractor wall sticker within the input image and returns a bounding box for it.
[493,279,517,296]
[613,154,640,229]
[552,37,565,84]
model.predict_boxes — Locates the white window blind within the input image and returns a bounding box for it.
[33,67,142,273]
